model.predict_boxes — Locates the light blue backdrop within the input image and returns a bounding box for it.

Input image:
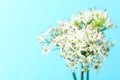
[0,0,120,80]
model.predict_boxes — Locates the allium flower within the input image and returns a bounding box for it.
[38,9,114,72]
[42,45,51,56]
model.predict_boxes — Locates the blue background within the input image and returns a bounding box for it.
[0,0,120,80]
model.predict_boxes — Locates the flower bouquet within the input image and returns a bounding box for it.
[38,9,115,80]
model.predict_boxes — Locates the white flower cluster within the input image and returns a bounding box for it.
[38,9,114,72]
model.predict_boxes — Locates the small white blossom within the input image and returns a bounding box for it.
[37,35,45,43]
[106,19,113,28]
[42,45,51,56]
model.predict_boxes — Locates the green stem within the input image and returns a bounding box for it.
[72,71,77,80]
[86,69,89,80]
[81,65,84,80]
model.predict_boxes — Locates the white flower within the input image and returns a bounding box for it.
[38,9,114,71]
[37,35,45,43]
[38,31,49,43]
[92,64,102,71]
[103,11,108,18]
[106,19,113,28]
[42,45,51,56]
